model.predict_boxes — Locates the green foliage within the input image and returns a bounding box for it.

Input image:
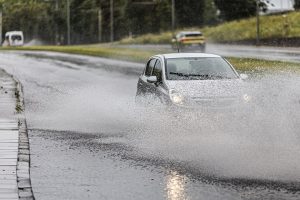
[1,0,282,44]
[124,0,206,36]
[71,0,99,43]
[227,57,300,73]
[1,0,52,42]
[1,45,158,63]
[175,0,205,27]
[214,0,257,21]
[96,0,128,42]
[203,11,300,42]
[203,0,219,25]
[295,0,300,9]
[125,1,164,35]
[121,32,173,44]
[120,11,300,44]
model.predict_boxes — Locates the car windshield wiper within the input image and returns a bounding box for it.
[169,72,190,77]
[169,72,228,79]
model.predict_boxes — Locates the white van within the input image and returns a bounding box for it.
[3,31,24,47]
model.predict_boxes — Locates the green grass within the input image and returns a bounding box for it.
[1,45,300,73]
[120,11,300,44]
[121,32,174,44]
[203,11,300,42]
[1,45,159,63]
[227,57,300,73]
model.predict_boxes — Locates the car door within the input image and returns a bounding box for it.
[137,58,157,96]
[151,59,168,102]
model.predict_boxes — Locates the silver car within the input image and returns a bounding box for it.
[136,53,250,109]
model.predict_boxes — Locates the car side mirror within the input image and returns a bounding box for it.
[147,76,158,84]
[240,73,248,80]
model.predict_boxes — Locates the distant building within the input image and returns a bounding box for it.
[264,0,295,14]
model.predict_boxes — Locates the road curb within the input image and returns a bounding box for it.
[0,69,34,200]
[15,78,35,200]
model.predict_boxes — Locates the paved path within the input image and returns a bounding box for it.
[0,70,33,200]
[0,120,19,200]
[0,70,19,199]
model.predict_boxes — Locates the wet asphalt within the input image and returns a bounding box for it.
[0,50,299,200]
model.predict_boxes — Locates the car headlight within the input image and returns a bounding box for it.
[170,90,184,105]
[242,94,252,103]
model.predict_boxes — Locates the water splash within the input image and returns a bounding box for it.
[129,72,300,182]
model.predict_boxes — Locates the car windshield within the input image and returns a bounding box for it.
[185,33,202,37]
[11,35,22,41]
[166,57,239,80]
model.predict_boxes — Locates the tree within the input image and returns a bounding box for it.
[88,0,129,42]
[70,0,99,44]
[125,0,171,35]
[175,0,205,27]
[203,0,218,25]
[295,0,300,9]
[1,0,53,43]
[125,0,205,36]
[214,0,256,21]
[0,0,220,44]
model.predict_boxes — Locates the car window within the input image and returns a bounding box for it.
[152,60,162,82]
[11,35,22,41]
[166,57,238,80]
[185,33,202,37]
[145,59,157,76]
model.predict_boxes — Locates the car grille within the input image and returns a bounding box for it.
[191,97,237,107]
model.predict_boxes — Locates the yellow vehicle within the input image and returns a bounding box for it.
[172,31,206,52]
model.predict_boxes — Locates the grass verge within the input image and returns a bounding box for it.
[1,45,300,73]
[1,45,161,63]
[203,11,300,43]
[227,57,300,73]
[119,11,300,44]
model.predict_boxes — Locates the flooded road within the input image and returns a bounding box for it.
[0,51,299,200]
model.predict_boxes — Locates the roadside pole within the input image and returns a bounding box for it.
[0,11,2,45]
[55,0,59,45]
[67,0,71,45]
[110,0,114,42]
[256,0,260,46]
[98,8,102,43]
[171,0,175,37]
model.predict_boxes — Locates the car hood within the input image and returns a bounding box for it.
[166,79,244,98]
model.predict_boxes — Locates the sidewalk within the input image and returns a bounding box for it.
[0,70,34,200]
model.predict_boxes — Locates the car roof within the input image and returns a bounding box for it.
[158,53,221,59]
[5,31,23,36]
[178,31,202,35]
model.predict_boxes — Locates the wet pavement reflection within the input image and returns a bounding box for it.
[166,171,187,200]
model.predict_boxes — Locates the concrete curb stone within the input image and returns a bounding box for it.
[15,77,35,200]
